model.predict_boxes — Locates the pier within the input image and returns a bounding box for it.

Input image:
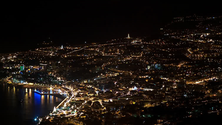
[34,89,66,96]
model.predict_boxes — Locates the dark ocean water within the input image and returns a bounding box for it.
[0,82,62,125]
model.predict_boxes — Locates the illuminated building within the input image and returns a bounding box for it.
[20,64,25,71]
[127,33,130,39]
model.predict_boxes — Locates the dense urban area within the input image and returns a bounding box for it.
[2,15,222,125]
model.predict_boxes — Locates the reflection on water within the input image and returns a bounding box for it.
[25,90,28,105]
[51,95,54,103]
[47,95,49,104]
[56,96,58,102]
[34,92,41,105]
[41,95,44,105]
[13,86,15,94]
[0,83,63,125]
[29,89,32,97]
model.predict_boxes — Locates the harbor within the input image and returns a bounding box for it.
[0,82,64,125]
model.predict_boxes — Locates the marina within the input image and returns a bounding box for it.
[0,82,63,125]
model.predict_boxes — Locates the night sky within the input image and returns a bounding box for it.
[1,1,222,53]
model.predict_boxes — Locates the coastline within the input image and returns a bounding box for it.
[0,76,73,124]
[0,80,66,125]
[1,78,59,90]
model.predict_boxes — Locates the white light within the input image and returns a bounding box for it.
[53,107,56,112]
[34,118,37,121]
